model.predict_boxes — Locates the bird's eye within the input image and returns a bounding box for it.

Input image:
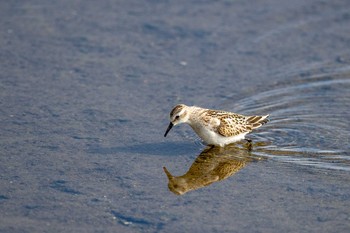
[175,115,180,120]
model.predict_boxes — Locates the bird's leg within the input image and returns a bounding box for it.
[244,138,253,151]
[206,144,225,153]
[205,144,216,152]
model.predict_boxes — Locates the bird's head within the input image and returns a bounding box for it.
[164,104,189,137]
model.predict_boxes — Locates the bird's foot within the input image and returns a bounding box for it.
[244,138,253,151]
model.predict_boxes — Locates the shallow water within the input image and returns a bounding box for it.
[1,0,350,232]
[230,67,350,171]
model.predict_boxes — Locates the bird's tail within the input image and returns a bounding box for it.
[246,115,269,129]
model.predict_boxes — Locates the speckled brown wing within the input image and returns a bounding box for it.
[202,110,251,137]
[216,114,252,137]
[202,110,269,137]
[246,115,269,129]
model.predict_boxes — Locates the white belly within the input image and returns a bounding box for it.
[190,124,247,147]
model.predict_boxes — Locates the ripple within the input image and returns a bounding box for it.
[223,63,350,171]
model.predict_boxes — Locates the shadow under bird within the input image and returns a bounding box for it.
[164,104,269,147]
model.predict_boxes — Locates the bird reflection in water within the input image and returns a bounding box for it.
[163,144,262,195]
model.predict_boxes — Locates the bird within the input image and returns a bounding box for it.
[163,145,250,195]
[164,104,269,147]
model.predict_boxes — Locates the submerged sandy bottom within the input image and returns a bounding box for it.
[1,0,350,232]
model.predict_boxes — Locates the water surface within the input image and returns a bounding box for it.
[1,0,350,232]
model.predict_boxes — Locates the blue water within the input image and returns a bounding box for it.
[1,0,350,232]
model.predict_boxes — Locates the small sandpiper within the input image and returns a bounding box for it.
[164,104,269,147]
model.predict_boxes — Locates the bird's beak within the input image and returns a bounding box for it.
[164,122,173,137]
[163,167,173,180]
